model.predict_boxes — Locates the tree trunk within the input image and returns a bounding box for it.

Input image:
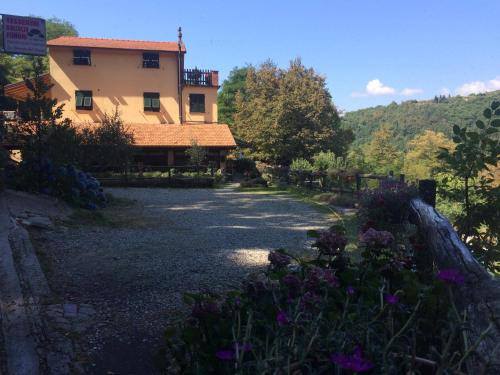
[409,198,500,374]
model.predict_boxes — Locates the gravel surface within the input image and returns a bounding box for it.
[34,185,331,374]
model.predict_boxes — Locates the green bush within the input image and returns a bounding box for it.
[233,158,257,175]
[239,177,268,188]
[312,151,337,171]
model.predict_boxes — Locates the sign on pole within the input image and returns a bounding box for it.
[1,14,46,56]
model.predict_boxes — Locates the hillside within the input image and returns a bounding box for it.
[342,90,500,150]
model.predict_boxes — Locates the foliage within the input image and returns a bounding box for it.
[404,130,455,180]
[232,157,257,175]
[79,108,135,171]
[234,59,352,164]
[363,124,404,175]
[290,158,313,185]
[158,221,477,374]
[239,177,268,188]
[185,140,207,173]
[359,182,417,227]
[437,101,500,272]
[312,151,337,171]
[343,90,500,151]
[218,66,250,125]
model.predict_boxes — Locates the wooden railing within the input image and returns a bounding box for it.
[183,69,215,87]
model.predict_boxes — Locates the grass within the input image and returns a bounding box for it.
[238,184,361,256]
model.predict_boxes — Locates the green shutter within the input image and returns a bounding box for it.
[152,98,160,109]
[144,96,152,108]
[76,94,83,107]
[83,96,92,107]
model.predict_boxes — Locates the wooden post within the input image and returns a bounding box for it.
[418,179,436,207]
[355,173,361,194]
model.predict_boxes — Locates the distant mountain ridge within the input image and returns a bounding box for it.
[342,90,500,150]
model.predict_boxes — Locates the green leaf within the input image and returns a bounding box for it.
[307,230,320,238]
[494,109,500,116]
[491,101,500,110]
[483,108,492,119]
[491,119,500,128]
[476,120,485,129]
[486,127,499,135]
[452,136,461,143]
[452,125,460,135]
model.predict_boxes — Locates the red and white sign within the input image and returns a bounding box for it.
[2,14,46,56]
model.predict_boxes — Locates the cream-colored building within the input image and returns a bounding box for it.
[5,30,236,167]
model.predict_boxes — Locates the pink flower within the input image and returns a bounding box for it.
[436,269,464,284]
[268,250,291,268]
[359,228,394,248]
[384,294,400,305]
[346,286,355,296]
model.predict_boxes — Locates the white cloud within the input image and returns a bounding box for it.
[352,79,422,97]
[366,79,396,95]
[456,77,500,96]
[400,88,423,96]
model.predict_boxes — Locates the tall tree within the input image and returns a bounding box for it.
[404,130,455,179]
[364,124,403,174]
[234,59,350,164]
[217,66,249,125]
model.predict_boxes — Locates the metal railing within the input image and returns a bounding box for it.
[183,68,213,87]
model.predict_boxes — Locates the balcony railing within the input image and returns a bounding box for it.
[183,68,218,87]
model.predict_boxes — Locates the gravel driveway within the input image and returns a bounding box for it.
[35,185,331,374]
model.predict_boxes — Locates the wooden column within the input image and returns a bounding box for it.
[167,150,175,166]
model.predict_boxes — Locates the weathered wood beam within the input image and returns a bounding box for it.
[409,198,500,374]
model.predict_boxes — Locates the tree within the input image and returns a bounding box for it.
[438,101,500,272]
[364,124,403,174]
[185,140,207,174]
[12,58,77,190]
[217,66,249,125]
[404,130,455,179]
[234,59,350,164]
[79,108,134,171]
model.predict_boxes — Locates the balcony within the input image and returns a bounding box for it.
[183,68,219,87]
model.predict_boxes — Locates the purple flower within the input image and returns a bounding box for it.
[346,286,355,296]
[268,250,291,268]
[384,294,400,305]
[359,228,394,248]
[216,349,235,361]
[323,269,340,288]
[436,269,465,284]
[331,347,373,372]
[277,310,289,325]
[314,230,347,256]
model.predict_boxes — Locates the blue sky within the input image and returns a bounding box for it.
[3,0,500,111]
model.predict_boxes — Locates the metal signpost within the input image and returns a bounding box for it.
[1,14,46,56]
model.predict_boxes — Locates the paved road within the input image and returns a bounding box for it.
[36,185,331,374]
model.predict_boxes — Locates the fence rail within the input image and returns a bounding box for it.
[183,69,214,87]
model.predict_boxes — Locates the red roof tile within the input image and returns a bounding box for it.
[4,74,51,100]
[75,123,236,148]
[47,36,186,52]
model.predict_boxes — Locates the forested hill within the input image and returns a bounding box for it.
[342,90,500,150]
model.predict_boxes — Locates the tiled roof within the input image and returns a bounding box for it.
[4,74,51,101]
[76,123,236,148]
[47,36,186,52]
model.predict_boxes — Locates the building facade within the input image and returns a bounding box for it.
[5,30,236,168]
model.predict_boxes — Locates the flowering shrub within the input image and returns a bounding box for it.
[359,182,417,226]
[158,223,479,374]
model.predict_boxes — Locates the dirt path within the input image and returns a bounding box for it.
[32,185,331,374]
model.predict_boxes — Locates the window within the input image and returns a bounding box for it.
[143,52,159,68]
[189,94,205,113]
[75,91,92,110]
[73,49,91,65]
[144,92,160,112]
